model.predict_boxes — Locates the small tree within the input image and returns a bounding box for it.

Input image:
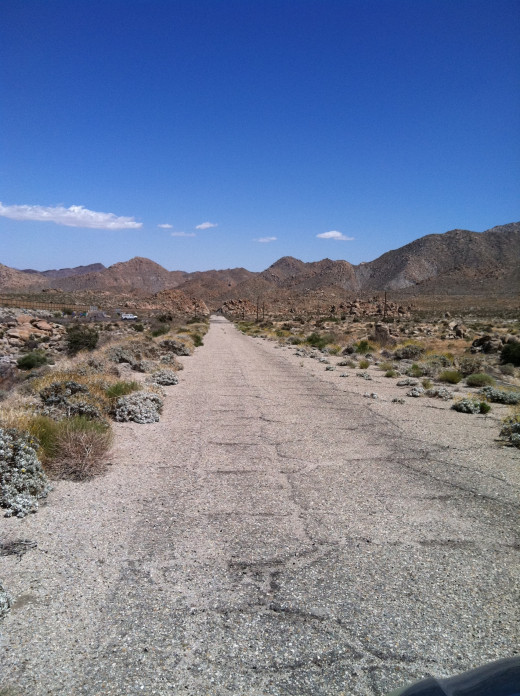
[66,325,99,355]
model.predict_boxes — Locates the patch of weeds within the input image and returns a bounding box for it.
[105,381,140,400]
[191,333,204,347]
[385,369,398,378]
[44,417,113,481]
[358,359,370,369]
[465,373,495,387]
[355,340,374,354]
[393,343,424,360]
[500,364,516,377]
[438,370,463,384]
[421,378,433,389]
[458,356,485,376]
[306,333,334,350]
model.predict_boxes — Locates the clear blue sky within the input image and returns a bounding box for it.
[1,0,518,272]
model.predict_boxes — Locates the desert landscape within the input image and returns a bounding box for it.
[0,221,519,695]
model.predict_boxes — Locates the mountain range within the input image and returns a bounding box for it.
[1,222,518,305]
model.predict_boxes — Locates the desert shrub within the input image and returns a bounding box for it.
[358,359,370,369]
[466,373,495,387]
[112,391,163,424]
[146,369,179,386]
[407,386,424,397]
[159,339,191,356]
[45,417,113,481]
[151,323,170,337]
[479,387,520,405]
[458,356,484,376]
[306,332,333,350]
[385,369,398,378]
[17,351,48,371]
[191,333,204,347]
[355,340,374,354]
[159,353,183,369]
[157,313,173,323]
[62,307,73,315]
[406,364,424,378]
[394,344,424,360]
[452,398,490,414]
[0,427,51,517]
[438,370,463,384]
[131,323,144,332]
[288,337,302,345]
[425,387,453,401]
[328,345,341,355]
[421,378,433,390]
[397,378,419,386]
[501,343,520,366]
[500,364,516,376]
[66,325,99,355]
[379,362,395,371]
[500,412,520,448]
[105,380,140,399]
[0,580,12,618]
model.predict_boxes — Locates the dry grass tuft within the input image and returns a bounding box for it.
[45,419,113,481]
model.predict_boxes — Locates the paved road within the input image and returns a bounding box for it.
[1,316,518,695]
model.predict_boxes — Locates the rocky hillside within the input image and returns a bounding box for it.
[1,222,518,299]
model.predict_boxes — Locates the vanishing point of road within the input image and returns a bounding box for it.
[1,316,518,695]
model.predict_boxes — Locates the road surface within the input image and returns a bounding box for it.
[1,316,518,695]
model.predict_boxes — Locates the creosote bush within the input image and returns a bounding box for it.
[466,373,495,388]
[501,342,520,367]
[17,351,48,371]
[438,370,463,384]
[66,325,99,355]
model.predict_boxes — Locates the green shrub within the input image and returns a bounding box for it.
[501,343,520,366]
[306,332,334,350]
[105,380,140,400]
[385,369,398,378]
[151,323,170,337]
[355,340,374,354]
[406,363,424,378]
[17,351,48,371]
[466,373,495,387]
[191,333,203,347]
[359,359,370,369]
[438,370,463,384]
[379,362,394,371]
[66,325,99,355]
[422,378,433,390]
[62,307,73,316]
[452,398,490,414]
[131,323,144,332]
[500,364,516,376]
[288,337,302,345]
[479,387,520,405]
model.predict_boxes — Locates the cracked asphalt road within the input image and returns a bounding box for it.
[1,315,518,695]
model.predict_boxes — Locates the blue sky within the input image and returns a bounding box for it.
[1,0,518,272]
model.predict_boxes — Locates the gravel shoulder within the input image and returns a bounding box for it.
[1,316,518,696]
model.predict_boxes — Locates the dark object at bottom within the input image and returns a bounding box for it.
[388,656,520,696]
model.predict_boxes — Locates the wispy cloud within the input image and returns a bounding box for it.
[0,202,142,229]
[195,221,217,230]
[255,236,277,243]
[171,231,196,237]
[158,223,173,229]
[316,230,354,241]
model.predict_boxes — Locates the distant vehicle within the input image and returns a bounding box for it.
[121,313,138,320]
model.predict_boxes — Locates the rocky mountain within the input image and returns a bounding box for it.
[53,257,187,294]
[1,222,518,300]
[20,263,106,279]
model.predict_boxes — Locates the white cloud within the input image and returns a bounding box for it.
[316,230,354,241]
[171,231,196,237]
[195,221,217,230]
[255,236,277,243]
[158,223,173,229]
[0,202,142,229]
